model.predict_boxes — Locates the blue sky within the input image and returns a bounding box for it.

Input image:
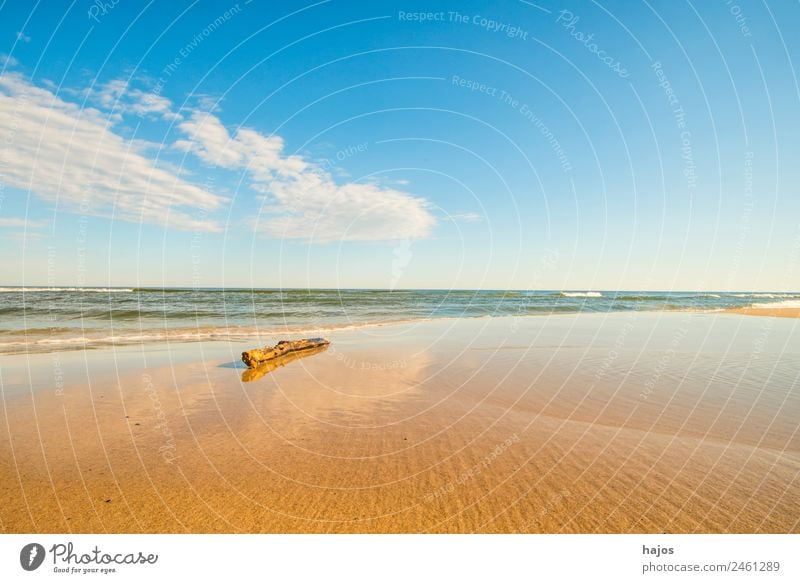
[0,0,798,290]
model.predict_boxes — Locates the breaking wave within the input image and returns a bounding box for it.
[0,287,134,293]
[560,291,603,298]
[751,299,800,309]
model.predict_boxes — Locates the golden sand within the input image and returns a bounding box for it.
[1,314,798,533]
[724,307,800,319]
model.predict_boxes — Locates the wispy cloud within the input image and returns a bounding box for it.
[0,216,48,242]
[16,31,31,43]
[91,78,180,121]
[0,73,225,232]
[449,212,483,223]
[0,217,49,228]
[175,110,436,242]
[0,67,434,241]
[5,231,45,241]
[0,54,18,68]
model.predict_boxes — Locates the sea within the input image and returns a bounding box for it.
[0,287,798,354]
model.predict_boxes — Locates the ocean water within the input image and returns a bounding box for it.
[0,287,797,354]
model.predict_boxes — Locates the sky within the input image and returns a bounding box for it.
[0,0,798,291]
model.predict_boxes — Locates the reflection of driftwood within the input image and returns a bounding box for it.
[242,338,330,368]
[241,344,329,383]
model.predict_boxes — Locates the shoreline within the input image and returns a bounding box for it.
[723,307,800,318]
[1,312,798,533]
[2,307,798,358]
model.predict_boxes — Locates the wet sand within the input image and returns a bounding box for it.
[0,313,798,533]
[724,307,800,319]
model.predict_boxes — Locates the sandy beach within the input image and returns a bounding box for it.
[725,307,800,319]
[1,312,798,533]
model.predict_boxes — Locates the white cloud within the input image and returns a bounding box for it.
[0,70,435,241]
[176,111,436,242]
[264,172,435,242]
[193,94,222,113]
[449,212,482,223]
[0,73,224,231]
[16,32,31,43]
[5,231,44,241]
[0,54,18,68]
[0,217,48,228]
[92,78,180,121]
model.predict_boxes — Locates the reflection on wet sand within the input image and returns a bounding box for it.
[0,314,798,533]
[241,345,330,383]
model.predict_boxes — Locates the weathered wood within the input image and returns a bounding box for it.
[241,337,330,368]
[241,344,329,382]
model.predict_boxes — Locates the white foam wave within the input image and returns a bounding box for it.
[0,317,442,353]
[733,293,798,299]
[0,287,134,293]
[751,300,800,309]
[560,291,603,298]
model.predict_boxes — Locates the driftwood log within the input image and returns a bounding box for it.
[241,338,330,368]
[241,345,329,382]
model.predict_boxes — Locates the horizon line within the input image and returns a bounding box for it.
[1,285,798,294]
